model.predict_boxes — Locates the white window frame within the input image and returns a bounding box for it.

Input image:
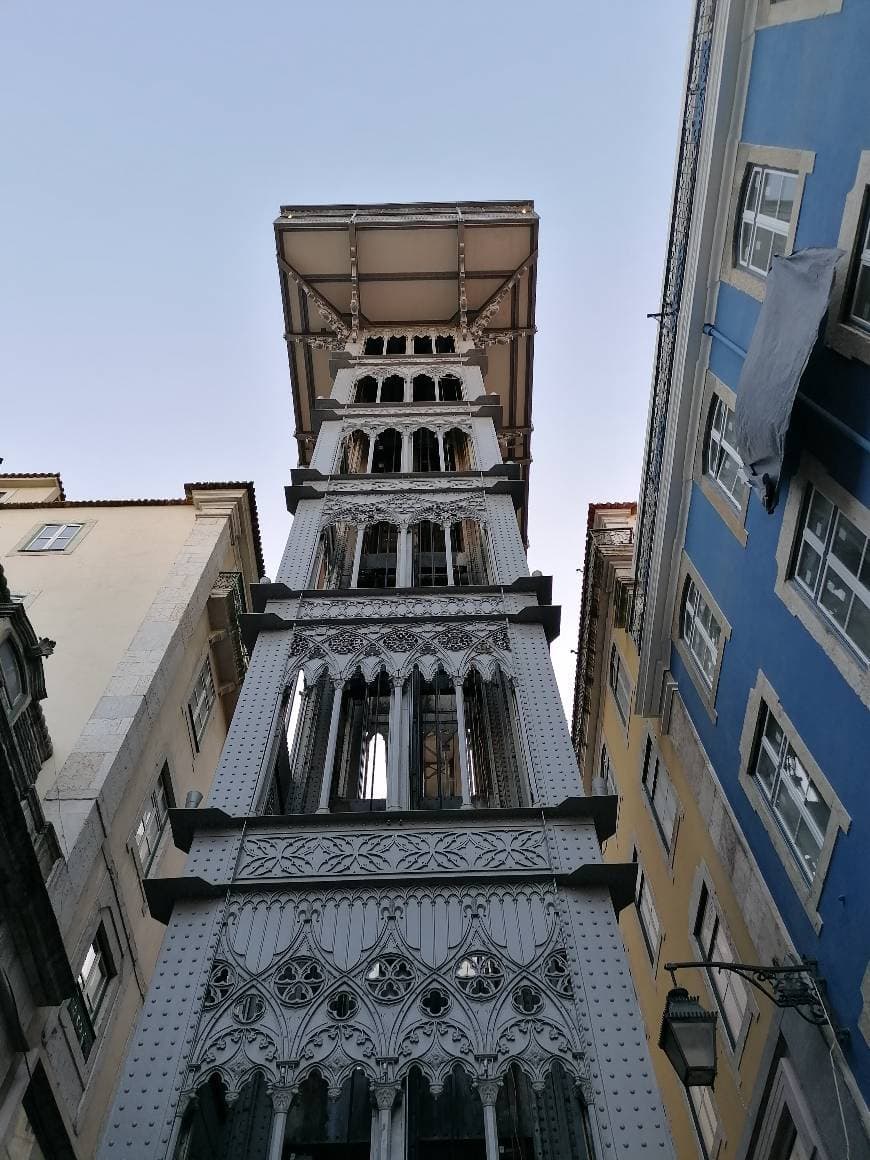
[753,1058,828,1160]
[21,522,84,552]
[756,0,842,28]
[77,925,115,1026]
[752,701,831,887]
[737,165,798,277]
[672,556,731,721]
[738,670,849,932]
[693,884,749,1049]
[608,643,632,727]
[681,578,722,690]
[134,763,173,874]
[693,374,749,546]
[774,456,870,707]
[847,200,870,333]
[686,1083,721,1160]
[633,849,662,969]
[188,656,216,751]
[792,484,870,665]
[640,736,679,857]
[827,153,870,364]
[720,144,814,303]
[599,743,615,796]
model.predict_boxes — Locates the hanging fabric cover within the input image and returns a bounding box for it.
[734,248,841,512]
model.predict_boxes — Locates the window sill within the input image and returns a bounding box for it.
[825,318,870,367]
[696,476,749,547]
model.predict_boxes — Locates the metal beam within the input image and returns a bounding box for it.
[470,252,537,335]
[277,254,350,342]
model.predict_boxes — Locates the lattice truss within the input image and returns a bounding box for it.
[186,884,589,1101]
[286,621,514,684]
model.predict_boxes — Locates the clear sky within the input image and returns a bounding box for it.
[1,0,691,710]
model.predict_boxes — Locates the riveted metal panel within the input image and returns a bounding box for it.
[206,630,293,815]
[485,492,530,583]
[509,624,584,805]
[276,499,321,586]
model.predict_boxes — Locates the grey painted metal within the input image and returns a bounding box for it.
[100,341,675,1158]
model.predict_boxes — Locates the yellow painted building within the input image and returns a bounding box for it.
[572,504,790,1160]
[0,472,262,1158]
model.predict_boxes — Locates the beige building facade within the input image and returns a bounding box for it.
[0,472,262,1158]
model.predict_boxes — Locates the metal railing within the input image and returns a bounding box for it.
[631,0,718,651]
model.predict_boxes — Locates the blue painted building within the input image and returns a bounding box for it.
[631,0,870,1154]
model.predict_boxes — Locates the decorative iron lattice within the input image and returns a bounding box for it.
[630,0,718,651]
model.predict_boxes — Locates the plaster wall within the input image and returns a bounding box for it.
[0,504,195,779]
[671,0,870,1099]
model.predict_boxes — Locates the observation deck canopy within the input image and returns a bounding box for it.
[274,200,539,487]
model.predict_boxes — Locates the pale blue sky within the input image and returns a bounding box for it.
[1,0,691,707]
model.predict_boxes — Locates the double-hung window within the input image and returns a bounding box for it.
[752,700,830,883]
[633,851,661,964]
[641,739,678,851]
[793,485,870,662]
[849,197,870,332]
[737,166,798,276]
[608,644,632,725]
[134,765,172,873]
[687,1085,719,1160]
[79,934,112,1021]
[704,395,747,510]
[693,884,748,1047]
[23,522,83,552]
[188,658,216,750]
[599,744,615,796]
[681,577,723,689]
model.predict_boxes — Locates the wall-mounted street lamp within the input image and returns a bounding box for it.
[658,958,837,1089]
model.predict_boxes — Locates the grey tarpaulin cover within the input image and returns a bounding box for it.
[734,247,841,511]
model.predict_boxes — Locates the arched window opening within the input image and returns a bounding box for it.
[411,521,448,587]
[412,428,441,472]
[406,1066,485,1155]
[331,673,391,811]
[354,375,378,404]
[438,375,462,402]
[451,520,490,585]
[371,428,403,473]
[283,673,336,814]
[412,374,436,402]
[412,671,461,810]
[381,374,405,403]
[337,430,370,474]
[311,523,357,590]
[386,335,406,355]
[180,1072,273,1160]
[413,335,433,354]
[435,334,455,354]
[464,668,528,808]
[0,638,25,713]
[357,522,399,588]
[443,428,473,472]
[363,336,384,355]
[283,1070,372,1154]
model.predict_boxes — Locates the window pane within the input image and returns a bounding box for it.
[752,226,775,273]
[831,513,866,577]
[851,261,870,328]
[846,593,870,660]
[745,168,761,214]
[756,743,779,795]
[806,490,834,542]
[739,221,753,266]
[819,566,851,628]
[795,541,822,591]
[778,173,797,221]
[760,170,784,218]
[0,641,23,706]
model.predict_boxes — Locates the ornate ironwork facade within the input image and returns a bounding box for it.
[99,205,674,1160]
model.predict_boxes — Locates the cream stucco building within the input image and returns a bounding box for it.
[0,472,262,1158]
